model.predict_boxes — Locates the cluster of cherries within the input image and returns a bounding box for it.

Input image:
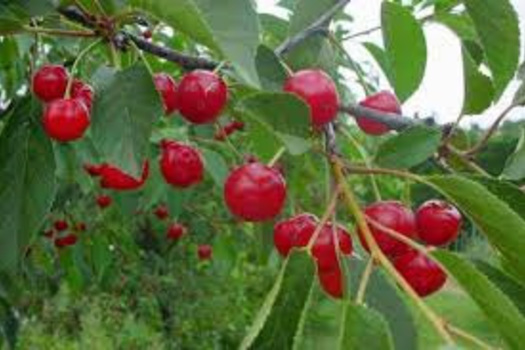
[43,219,86,248]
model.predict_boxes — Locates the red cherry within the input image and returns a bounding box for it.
[197,244,213,260]
[43,229,54,238]
[312,223,353,271]
[142,29,153,39]
[71,79,94,112]
[416,200,462,246]
[283,69,339,127]
[154,73,179,115]
[224,162,286,222]
[178,70,228,124]
[318,264,343,299]
[159,140,203,188]
[358,201,417,258]
[394,251,447,297]
[167,223,186,240]
[96,194,112,209]
[54,233,78,248]
[75,222,87,232]
[154,204,170,220]
[54,220,68,231]
[99,161,149,190]
[84,163,104,177]
[356,91,401,135]
[43,98,90,142]
[214,120,245,141]
[273,213,318,257]
[32,64,69,102]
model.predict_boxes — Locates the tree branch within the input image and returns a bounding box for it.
[275,0,351,56]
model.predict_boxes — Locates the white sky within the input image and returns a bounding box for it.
[257,0,525,127]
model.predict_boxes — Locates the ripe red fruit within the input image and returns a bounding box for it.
[394,251,447,297]
[154,204,170,220]
[32,64,69,102]
[54,233,78,248]
[318,264,343,299]
[154,73,179,115]
[99,161,149,190]
[167,223,186,240]
[142,29,153,39]
[84,163,104,177]
[159,140,203,188]
[273,213,318,257]
[96,194,112,209]
[197,244,213,261]
[356,91,401,135]
[358,201,417,258]
[54,220,68,231]
[42,98,90,142]
[283,69,339,127]
[71,79,94,112]
[224,162,286,222]
[312,223,353,271]
[178,70,228,124]
[416,200,462,246]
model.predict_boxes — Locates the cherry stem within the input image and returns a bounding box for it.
[446,145,490,177]
[64,38,103,98]
[268,147,286,167]
[355,257,374,304]
[305,185,340,252]
[212,61,227,75]
[445,324,497,350]
[129,39,154,76]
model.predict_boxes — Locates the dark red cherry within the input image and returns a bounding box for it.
[99,161,149,190]
[159,140,203,188]
[416,200,462,246]
[224,162,286,222]
[54,220,68,232]
[312,223,353,271]
[356,91,401,135]
[154,204,170,220]
[96,194,112,209]
[84,163,104,177]
[273,213,318,257]
[197,244,213,261]
[178,70,228,124]
[318,264,343,299]
[394,251,447,297]
[71,79,94,112]
[54,233,78,248]
[154,73,179,115]
[43,98,90,142]
[32,64,69,102]
[167,223,186,241]
[358,201,417,258]
[283,69,339,127]
[142,29,153,39]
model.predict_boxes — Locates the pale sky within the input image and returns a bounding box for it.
[257,0,525,128]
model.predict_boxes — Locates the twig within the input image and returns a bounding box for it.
[275,0,351,56]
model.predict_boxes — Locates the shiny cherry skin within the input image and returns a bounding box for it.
[43,98,90,142]
[160,140,203,188]
[394,251,447,297]
[54,233,78,248]
[224,162,286,222]
[197,244,213,261]
[54,220,68,232]
[96,194,112,209]
[71,79,94,112]
[312,223,353,271]
[178,70,228,124]
[154,73,179,115]
[283,69,339,127]
[358,201,417,258]
[99,161,149,190]
[318,264,343,299]
[356,91,401,135]
[273,213,318,257]
[32,64,69,102]
[154,204,170,220]
[167,223,186,240]
[416,200,462,246]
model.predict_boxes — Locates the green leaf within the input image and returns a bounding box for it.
[91,64,163,177]
[502,128,525,180]
[240,250,315,350]
[434,13,478,42]
[363,43,392,84]
[0,0,54,33]
[473,177,525,221]
[256,45,288,92]
[338,303,394,350]
[426,176,525,284]
[0,97,56,272]
[463,0,520,98]
[433,250,525,349]
[461,46,494,114]
[374,126,441,169]
[130,0,260,86]
[381,2,427,101]
[200,148,228,189]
